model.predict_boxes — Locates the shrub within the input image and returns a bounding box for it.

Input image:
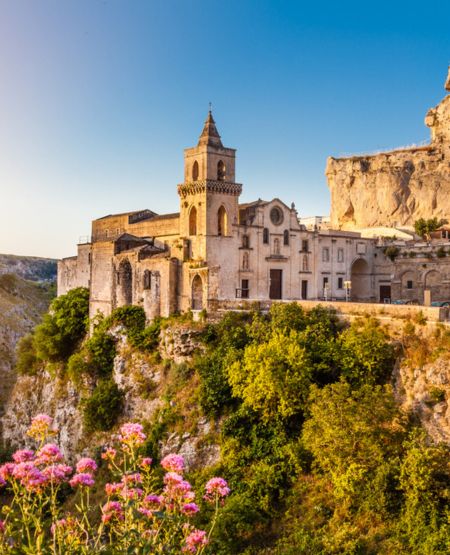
[85,330,116,376]
[15,334,39,375]
[82,380,124,432]
[383,246,400,261]
[32,287,89,362]
[66,352,90,385]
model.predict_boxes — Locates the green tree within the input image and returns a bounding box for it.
[227,331,312,421]
[33,287,89,362]
[414,217,448,239]
[339,317,395,385]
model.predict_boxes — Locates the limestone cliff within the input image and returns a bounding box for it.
[326,68,450,229]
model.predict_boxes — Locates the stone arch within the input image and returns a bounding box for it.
[217,205,228,236]
[189,206,197,236]
[350,258,370,301]
[424,269,442,301]
[191,274,203,310]
[117,259,133,306]
[217,160,226,181]
[192,161,199,181]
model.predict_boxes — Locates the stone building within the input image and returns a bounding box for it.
[58,112,376,320]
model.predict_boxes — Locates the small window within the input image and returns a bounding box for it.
[337,248,344,262]
[263,228,269,244]
[322,247,330,262]
[407,280,413,289]
[283,230,289,246]
[242,234,250,248]
[241,279,249,299]
[192,161,199,181]
[301,240,309,252]
[323,277,329,288]
[218,206,227,236]
[143,270,151,290]
[189,206,197,236]
[217,160,226,181]
[338,277,343,289]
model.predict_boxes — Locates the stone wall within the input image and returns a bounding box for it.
[326,69,450,230]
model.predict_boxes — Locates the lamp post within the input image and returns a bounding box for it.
[344,280,352,302]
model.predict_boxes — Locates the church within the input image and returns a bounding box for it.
[57,111,379,321]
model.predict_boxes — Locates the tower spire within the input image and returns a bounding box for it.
[198,109,223,148]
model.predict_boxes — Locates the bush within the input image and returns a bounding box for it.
[85,330,116,376]
[82,379,124,432]
[15,334,39,375]
[383,246,400,261]
[33,287,89,362]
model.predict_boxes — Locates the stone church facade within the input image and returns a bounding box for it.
[58,112,377,320]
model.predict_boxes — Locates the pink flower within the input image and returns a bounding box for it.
[143,494,163,508]
[164,475,194,502]
[163,471,184,485]
[182,502,200,516]
[0,477,6,488]
[204,477,230,502]
[105,482,123,496]
[0,463,15,481]
[121,472,142,486]
[161,453,185,473]
[184,529,208,553]
[76,457,97,474]
[50,518,67,536]
[42,464,72,484]
[69,473,95,488]
[122,487,143,500]
[12,449,34,463]
[36,443,63,465]
[101,501,124,523]
[139,457,153,468]
[0,520,5,534]
[27,414,54,441]
[119,423,146,446]
[12,462,47,491]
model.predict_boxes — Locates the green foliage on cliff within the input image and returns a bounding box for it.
[82,379,123,432]
[414,217,448,239]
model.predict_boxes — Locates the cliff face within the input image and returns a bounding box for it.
[0,274,54,414]
[326,70,450,229]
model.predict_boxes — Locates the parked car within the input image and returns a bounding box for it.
[391,299,416,305]
[431,301,450,307]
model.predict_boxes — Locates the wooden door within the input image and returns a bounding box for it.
[269,269,282,299]
[301,280,308,300]
[380,285,391,303]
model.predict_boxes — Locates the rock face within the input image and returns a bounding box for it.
[327,68,450,229]
[395,356,450,444]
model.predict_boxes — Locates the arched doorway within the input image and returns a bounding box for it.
[350,258,370,301]
[191,274,203,310]
[424,270,442,302]
[118,259,133,306]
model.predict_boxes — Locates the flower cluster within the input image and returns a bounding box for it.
[0,415,230,554]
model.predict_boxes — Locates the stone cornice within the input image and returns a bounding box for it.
[177,180,242,198]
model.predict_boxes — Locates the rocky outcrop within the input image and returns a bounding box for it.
[395,356,450,444]
[327,68,450,229]
[0,254,56,282]
[159,325,205,364]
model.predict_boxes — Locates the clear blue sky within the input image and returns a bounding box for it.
[0,0,449,258]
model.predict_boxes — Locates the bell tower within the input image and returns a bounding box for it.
[178,111,242,254]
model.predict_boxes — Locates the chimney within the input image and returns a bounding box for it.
[445,65,450,92]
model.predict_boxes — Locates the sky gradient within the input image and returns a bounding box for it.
[1,0,450,259]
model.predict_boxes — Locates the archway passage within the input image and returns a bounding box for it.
[191,274,203,310]
[350,258,370,301]
[118,260,133,306]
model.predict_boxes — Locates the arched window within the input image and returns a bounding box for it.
[283,230,289,246]
[242,234,250,248]
[217,160,225,181]
[189,206,197,236]
[192,161,199,181]
[143,270,151,290]
[302,254,308,272]
[263,228,269,244]
[242,252,249,270]
[217,206,227,236]
[274,238,280,255]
